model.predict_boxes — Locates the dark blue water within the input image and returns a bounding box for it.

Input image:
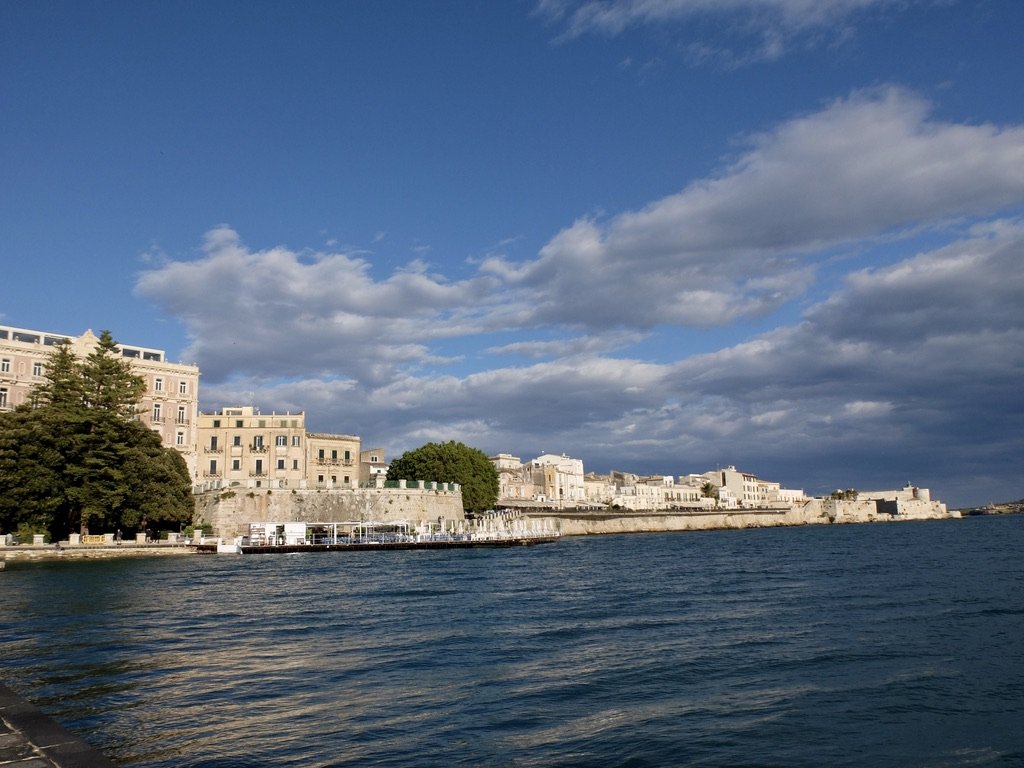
[2,516,1023,767]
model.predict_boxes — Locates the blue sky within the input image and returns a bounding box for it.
[3,0,1023,507]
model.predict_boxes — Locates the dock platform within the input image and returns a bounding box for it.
[196,535,559,554]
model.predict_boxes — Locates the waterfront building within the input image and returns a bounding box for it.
[0,325,200,479]
[307,432,361,489]
[702,465,803,508]
[196,406,307,490]
[531,453,586,504]
[359,447,388,485]
[490,452,587,505]
[195,405,381,492]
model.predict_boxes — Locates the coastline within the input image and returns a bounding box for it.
[1,543,197,562]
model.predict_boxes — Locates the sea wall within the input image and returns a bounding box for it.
[519,497,957,536]
[196,486,465,538]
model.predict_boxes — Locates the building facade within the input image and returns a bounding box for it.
[195,406,383,492]
[0,325,200,479]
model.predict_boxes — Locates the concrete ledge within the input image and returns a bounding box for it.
[0,683,116,767]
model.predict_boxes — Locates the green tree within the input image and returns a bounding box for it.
[0,332,192,540]
[81,330,145,418]
[386,441,499,514]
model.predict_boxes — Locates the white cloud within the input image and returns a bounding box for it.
[482,88,1024,330]
[136,91,1024,505]
[135,226,499,384]
[539,0,914,62]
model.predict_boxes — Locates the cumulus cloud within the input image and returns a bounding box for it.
[193,220,1024,505]
[135,225,499,384]
[137,89,1024,505]
[482,87,1024,329]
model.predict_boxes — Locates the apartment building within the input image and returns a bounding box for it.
[195,406,377,491]
[196,406,307,490]
[307,432,361,489]
[0,325,200,478]
[701,465,803,508]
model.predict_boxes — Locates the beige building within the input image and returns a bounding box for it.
[0,325,200,478]
[307,432,361,489]
[195,406,384,492]
[490,452,586,506]
[701,465,803,508]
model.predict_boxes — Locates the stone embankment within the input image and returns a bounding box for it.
[195,485,465,539]
[516,496,959,536]
[1,542,194,562]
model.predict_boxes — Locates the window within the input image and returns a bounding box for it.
[154,378,163,392]
[253,436,264,449]
[177,406,186,424]
[233,435,241,447]
[292,459,299,470]
[32,362,43,377]
[331,450,338,460]
[370,455,378,463]
[292,436,300,447]
[1,359,9,373]
[232,459,240,471]
[212,419,221,428]
[255,459,263,474]
[276,435,287,446]
[209,459,217,474]
[152,403,162,421]
[318,475,324,484]
[179,381,188,395]
[235,420,244,428]
[318,449,325,460]
[0,388,7,407]
[210,436,218,450]
[344,476,350,485]
[277,459,285,470]
[176,431,185,446]
[344,450,350,461]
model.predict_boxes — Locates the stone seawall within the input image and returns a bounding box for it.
[519,497,957,536]
[196,486,466,538]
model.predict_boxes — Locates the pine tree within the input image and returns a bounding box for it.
[0,331,192,540]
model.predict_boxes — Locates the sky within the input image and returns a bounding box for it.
[2,0,1023,508]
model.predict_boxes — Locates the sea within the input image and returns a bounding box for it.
[2,515,1023,768]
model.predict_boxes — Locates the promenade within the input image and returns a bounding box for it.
[1,541,196,562]
[0,683,116,767]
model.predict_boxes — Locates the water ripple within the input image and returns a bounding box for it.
[1,516,1023,767]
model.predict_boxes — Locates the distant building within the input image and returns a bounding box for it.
[490,452,586,505]
[701,465,803,508]
[0,325,200,478]
[360,447,388,486]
